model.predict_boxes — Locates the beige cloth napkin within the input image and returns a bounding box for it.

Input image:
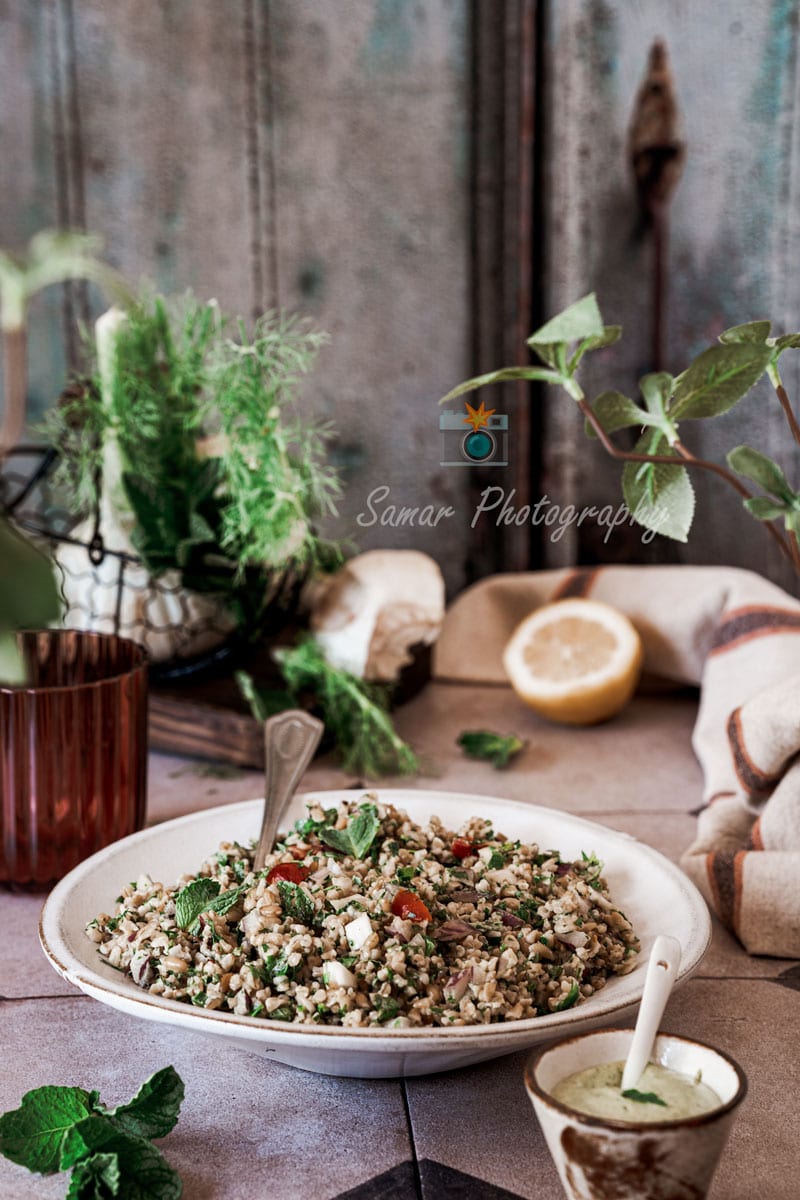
[433,565,800,958]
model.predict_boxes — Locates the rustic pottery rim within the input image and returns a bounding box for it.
[524,1029,748,1131]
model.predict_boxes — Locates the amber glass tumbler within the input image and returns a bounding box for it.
[1,630,148,889]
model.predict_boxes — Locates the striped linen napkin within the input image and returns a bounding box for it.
[433,565,800,957]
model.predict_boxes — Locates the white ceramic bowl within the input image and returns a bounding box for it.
[40,789,711,1079]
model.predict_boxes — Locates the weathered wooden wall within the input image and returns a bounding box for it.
[541,0,800,594]
[4,0,800,594]
[0,0,474,593]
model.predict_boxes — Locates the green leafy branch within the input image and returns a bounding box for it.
[0,1066,184,1198]
[440,294,800,567]
[43,293,343,629]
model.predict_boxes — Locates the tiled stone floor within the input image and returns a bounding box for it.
[2,687,797,1199]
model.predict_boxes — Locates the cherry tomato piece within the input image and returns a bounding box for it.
[451,837,483,859]
[267,862,311,884]
[391,889,432,922]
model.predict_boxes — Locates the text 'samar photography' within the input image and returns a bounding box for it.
[357,397,664,543]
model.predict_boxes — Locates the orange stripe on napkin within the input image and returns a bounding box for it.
[733,850,747,935]
[551,568,601,601]
[727,707,778,797]
[710,605,800,655]
[747,817,764,851]
[706,851,736,932]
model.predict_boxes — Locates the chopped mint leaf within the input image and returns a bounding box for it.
[487,850,506,869]
[208,886,245,918]
[554,982,580,1011]
[277,880,314,925]
[175,878,220,931]
[622,1089,668,1107]
[108,1066,184,1141]
[294,807,338,837]
[0,1086,96,1173]
[319,803,379,859]
[269,1005,295,1022]
[457,730,525,769]
[375,997,400,1024]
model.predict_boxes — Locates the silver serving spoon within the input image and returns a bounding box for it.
[621,934,682,1092]
[253,709,324,872]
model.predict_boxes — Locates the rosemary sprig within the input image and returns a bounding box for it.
[237,638,418,778]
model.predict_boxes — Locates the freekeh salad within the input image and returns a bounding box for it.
[86,798,639,1029]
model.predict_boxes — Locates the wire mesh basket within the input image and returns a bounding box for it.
[1,444,265,678]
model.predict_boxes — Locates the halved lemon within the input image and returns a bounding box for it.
[502,598,643,725]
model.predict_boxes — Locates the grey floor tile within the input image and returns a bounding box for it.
[0,893,73,998]
[405,1051,563,1200]
[661,977,800,1200]
[0,997,411,1200]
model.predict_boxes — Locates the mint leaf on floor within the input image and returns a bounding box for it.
[0,1067,185,1198]
[61,1116,182,1199]
[108,1066,184,1141]
[457,730,525,769]
[0,1086,97,1173]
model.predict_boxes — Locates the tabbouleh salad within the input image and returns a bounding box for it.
[86,797,639,1028]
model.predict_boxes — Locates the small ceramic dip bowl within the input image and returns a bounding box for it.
[525,1028,747,1200]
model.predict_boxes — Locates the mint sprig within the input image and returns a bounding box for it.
[0,1086,97,1174]
[622,1088,668,1107]
[0,1066,185,1197]
[440,294,800,560]
[319,803,380,859]
[457,730,525,769]
[277,880,315,925]
[175,878,245,934]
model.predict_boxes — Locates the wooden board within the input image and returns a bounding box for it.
[148,692,264,769]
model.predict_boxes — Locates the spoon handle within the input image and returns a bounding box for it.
[253,709,324,872]
[621,934,682,1092]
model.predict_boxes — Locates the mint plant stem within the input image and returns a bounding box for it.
[577,394,797,569]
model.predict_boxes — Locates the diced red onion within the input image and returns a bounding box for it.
[388,916,413,943]
[130,951,153,988]
[555,863,573,876]
[449,889,481,904]
[500,910,525,929]
[444,966,473,1002]
[435,919,474,942]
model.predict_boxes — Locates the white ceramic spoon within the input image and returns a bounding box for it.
[621,934,682,1092]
